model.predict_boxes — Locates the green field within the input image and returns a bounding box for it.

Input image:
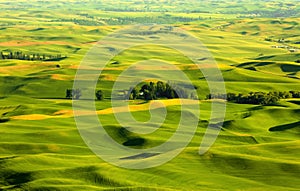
[0,0,300,190]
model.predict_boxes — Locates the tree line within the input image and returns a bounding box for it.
[66,89,104,100]
[207,91,300,105]
[128,81,196,101]
[0,51,67,61]
[65,87,300,105]
[53,15,208,26]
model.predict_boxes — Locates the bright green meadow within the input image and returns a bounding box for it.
[0,1,299,190]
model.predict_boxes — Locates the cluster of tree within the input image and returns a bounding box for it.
[264,37,290,43]
[97,2,298,16]
[95,90,104,100]
[66,89,82,100]
[128,81,195,101]
[290,91,300,98]
[250,10,299,18]
[207,91,300,105]
[52,18,104,26]
[101,7,208,13]
[108,16,205,25]
[0,51,67,61]
[77,13,94,19]
[65,89,104,100]
[54,15,208,26]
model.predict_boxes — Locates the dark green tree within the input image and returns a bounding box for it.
[66,89,81,100]
[227,93,237,101]
[66,89,73,99]
[156,81,166,97]
[96,90,104,100]
[128,87,139,100]
[73,89,82,100]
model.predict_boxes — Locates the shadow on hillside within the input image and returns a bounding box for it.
[237,61,276,68]
[120,153,160,160]
[0,170,32,189]
[254,55,276,60]
[269,121,300,132]
[287,100,300,105]
[0,118,9,123]
[123,137,146,147]
[280,64,300,73]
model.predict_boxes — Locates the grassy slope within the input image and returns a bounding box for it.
[0,8,300,191]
